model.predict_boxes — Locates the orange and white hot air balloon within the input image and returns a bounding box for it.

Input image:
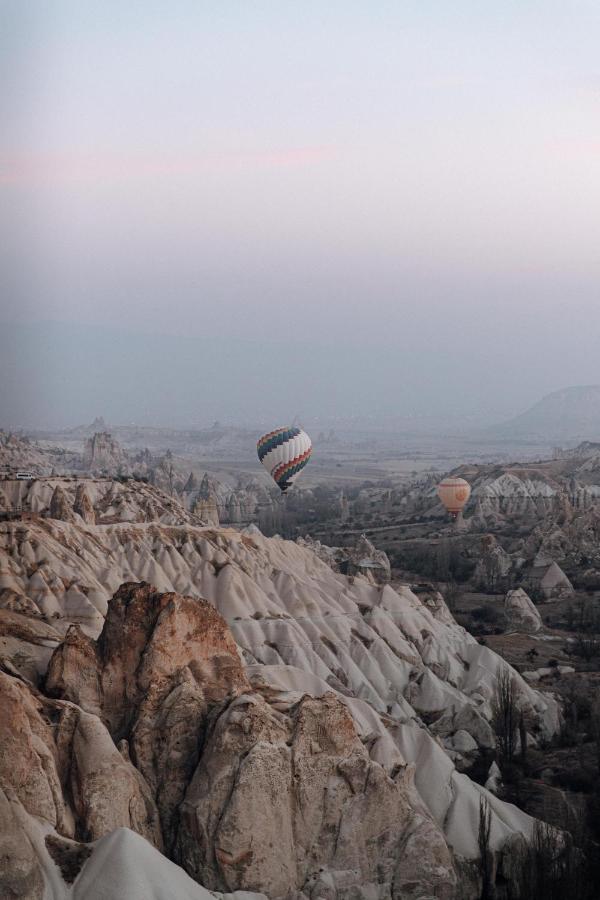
[437,477,471,519]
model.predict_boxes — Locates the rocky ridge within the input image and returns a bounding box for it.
[0,503,564,898]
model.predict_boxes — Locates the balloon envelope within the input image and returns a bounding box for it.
[257,426,312,493]
[437,477,471,516]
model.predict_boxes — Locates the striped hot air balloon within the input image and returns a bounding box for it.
[437,477,471,518]
[257,426,312,493]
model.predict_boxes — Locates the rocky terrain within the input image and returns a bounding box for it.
[0,430,283,528]
[0,476,206,529]
[0,473,565,899]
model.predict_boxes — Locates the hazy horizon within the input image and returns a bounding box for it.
[3,2,600,428]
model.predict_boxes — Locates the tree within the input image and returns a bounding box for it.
[478,796,493,900]
[519,711,528,766]
[506,820,592,900]
[591,699,600,773]
[492,670,519,766]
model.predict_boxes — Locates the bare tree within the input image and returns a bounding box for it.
[478,795,493,899]
[590,699,600,773]
[492,669,518,765]
[506,820,591,900]
[519,711,527,766]
[166,461,175,496]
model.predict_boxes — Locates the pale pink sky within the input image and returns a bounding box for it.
[2,1,600,424]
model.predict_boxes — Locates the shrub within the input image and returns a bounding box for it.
[472,605,501,624]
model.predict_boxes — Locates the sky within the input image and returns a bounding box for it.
[2,1,600,428]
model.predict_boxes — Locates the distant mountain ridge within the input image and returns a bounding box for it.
[489,386,600,442]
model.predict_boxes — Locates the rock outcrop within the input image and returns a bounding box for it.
[73,483,96,524]
[0,520,562,898]
[49,485,75,522]
[298,533,391,584]
[83,432,126,471]
[176,691,455,900]
[526,561,574,600]
[0,668,161,847]
[0,476,205,527]
[504,588,542,634]
[17,582,459,899]
[47,582,248,851]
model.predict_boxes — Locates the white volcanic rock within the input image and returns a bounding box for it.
[0,476,206,527]
[430,704,495,750]
[537,561,574,599]
[299,533,391,584]
[250,663,535,861]
[2,807,267,900]
[0,521,564,897]
[71,828,264,900]
[0,430,80,477]
[485,762,502,794]
[176,689,456,899]
[11,585,459,900]
[0,521,560,738]
[503,589,542,634]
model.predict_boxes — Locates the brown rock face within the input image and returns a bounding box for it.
[11,581,458,898]
[46,581,249,851]
[45,624,102,713]
[0,670,161,847]
[73,483,96,524]
[0,671,65,827]
[64,706,161,845]
[49,485,75,522]
[0,789,44,900]
[176,692,456,900]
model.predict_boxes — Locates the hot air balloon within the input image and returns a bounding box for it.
[257,426,312,493]
[437,477,471,519]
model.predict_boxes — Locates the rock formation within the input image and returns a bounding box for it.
[73,483,96,524]
[504,588,542,634]
[49,485,75,522]
[83,432,126,471]
[0,476,205,528]
[298,533,391,584]
[0,516,563,898]
[0,581,460,899]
